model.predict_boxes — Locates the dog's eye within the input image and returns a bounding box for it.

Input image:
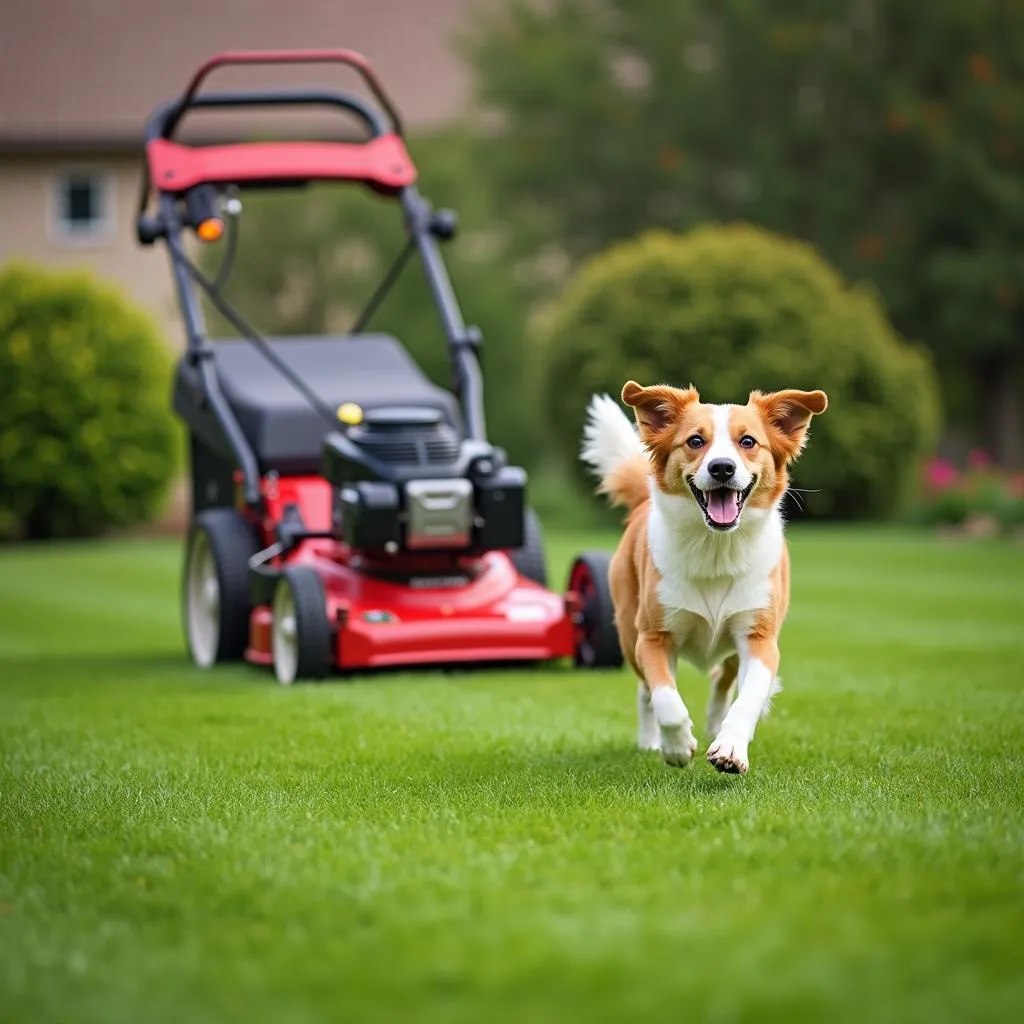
[739,435,758,449]
[686,435,705,449]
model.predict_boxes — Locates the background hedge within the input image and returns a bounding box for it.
[536,224,942,520]
[0,263,177,540]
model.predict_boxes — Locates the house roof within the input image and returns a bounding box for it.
[0,0,476,151]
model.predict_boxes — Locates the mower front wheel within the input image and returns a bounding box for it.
[568,551,624,669]
[272,566,332,686]
[183,509,259,668]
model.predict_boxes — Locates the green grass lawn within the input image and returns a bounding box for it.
[1,527,1023,1024]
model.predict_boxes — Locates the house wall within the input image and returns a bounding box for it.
[0,153,190,347]
[0,0,481,348]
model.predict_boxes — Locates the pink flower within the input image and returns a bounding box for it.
[925,457,959,490]
[968,448,992,471]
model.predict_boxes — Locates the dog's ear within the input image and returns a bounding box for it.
[621,380,698,441]
[751,389,828,462]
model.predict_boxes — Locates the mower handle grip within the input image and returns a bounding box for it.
[142,90,391,146]
[165,49,404,140]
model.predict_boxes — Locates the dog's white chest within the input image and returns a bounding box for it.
[659,574,771,669]
[648,488,783,671]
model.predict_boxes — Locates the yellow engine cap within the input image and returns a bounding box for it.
[336,402,364,425]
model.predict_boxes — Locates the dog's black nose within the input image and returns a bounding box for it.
[708,458,736,482]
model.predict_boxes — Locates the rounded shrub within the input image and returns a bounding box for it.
[0,263,177,540]
[537,225,941,519]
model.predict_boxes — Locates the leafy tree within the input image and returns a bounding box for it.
[459,0,1024,464]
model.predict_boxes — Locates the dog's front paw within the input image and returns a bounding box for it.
[706,731,749,775]
[660,721,698,767]
[650,687,698,768]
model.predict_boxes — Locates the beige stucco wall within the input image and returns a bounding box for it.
[0,154,189,349]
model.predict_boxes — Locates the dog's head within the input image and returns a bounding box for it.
[621,380,828,532]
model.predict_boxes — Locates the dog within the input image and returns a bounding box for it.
[580,380,828,774]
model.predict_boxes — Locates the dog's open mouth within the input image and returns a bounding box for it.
[687,478,756,530]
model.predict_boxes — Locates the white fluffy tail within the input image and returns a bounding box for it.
[579,394,650,511]
[580,394,643,478]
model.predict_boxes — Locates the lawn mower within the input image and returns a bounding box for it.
[137,49,623,683]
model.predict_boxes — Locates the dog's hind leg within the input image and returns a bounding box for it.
[636,682,660,751]
[706,655,739,739]
[612,598,660,753]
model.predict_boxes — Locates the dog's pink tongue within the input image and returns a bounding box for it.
[707,489,740,525]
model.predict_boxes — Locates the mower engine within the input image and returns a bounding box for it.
[322,406,527,557]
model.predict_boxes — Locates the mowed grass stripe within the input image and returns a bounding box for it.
[0,540,182,657]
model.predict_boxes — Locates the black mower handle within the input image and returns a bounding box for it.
[142,90,391,146]
[162,49,405,141]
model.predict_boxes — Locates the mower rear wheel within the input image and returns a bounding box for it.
[183,509,258,668]
[568,551,624,669]
[509,506,548,587]
[272,566,332,686]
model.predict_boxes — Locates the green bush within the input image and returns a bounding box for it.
[537,224,942,520]
[0,263,177,540]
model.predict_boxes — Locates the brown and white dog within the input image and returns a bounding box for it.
[580,380,828,774]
